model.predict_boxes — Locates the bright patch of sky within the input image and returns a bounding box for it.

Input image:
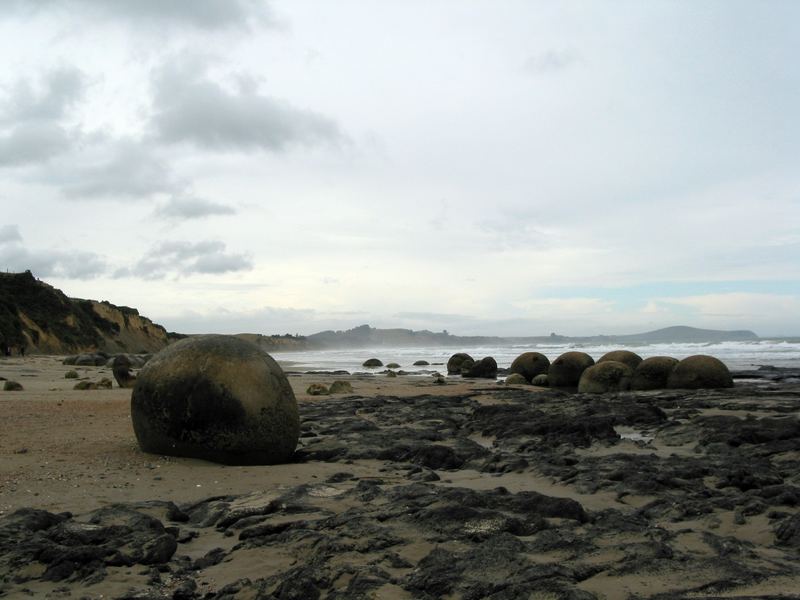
[0,1,798,336]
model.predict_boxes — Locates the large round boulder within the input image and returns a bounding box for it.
[362,358,383,368]
[462,356,498,378]
[667,355,733,389]
[597,350,643,370]
[509,352,550,383]
[631,356,679,391]
[447,353,474,374]
[131,335,299,465]
[578,361,633,394]
[548,351,595,388]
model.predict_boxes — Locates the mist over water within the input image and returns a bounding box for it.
[274,340,800,373]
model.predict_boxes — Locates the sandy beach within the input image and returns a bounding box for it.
[1,355,799,599]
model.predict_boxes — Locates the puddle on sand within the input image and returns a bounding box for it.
[615,427,655,443]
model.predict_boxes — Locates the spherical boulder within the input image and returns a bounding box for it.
[509,352,550,383]
[505,373,529,385]
[65,370,79,379]
[131,335,299,465]
[548,351,595,388]
[667,355,733,390]
[447,353,474,374]
[362,358,383,368]
[3,380,23,391]
[463,356,498,379]
[597,350,643,370]
[631,356,679,391]
[386,362,401,369]
[531,374,549,387]
[413,360,430,366]
[578,361,634,394]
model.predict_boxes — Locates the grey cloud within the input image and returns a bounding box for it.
[1,67,86,124]
[156,196,236,219]
[523,50,580,74]
[117,240,252,279]
[3,0,277,31]
[151,61,344,151]
[0,123,72,167]
[47,139,176,199]
[0,243,107,280]
[0,225,22,244]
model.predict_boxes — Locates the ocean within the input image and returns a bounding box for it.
[273,339,800,374]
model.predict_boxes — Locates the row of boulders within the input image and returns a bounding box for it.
[63,352,152,368]
[445,349,733,392]
[306,381,354,396]
[362,358,431,368]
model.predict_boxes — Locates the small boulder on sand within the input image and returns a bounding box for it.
[413,360,430,366]
[3,380,23,391]
[329,380,353,394]
[667,355,733,389]
[532,374,549,387]
[362,358,383,368]
[505,373,529,385]
[306,383,330,396]
[578,361,634,394]
[112,355,137,389]
[548,351,595,388]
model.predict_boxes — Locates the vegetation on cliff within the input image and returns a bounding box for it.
[0,271,169,354]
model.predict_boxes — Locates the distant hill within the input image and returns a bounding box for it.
[0,271,172,354]
[610,325,758,344]
[294,324,760,349]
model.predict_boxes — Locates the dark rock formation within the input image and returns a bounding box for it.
[3,380,23,391]
[597,349,643,369]
[413,360,430,366]
[668,354,734,389]
[548,351,595,387]
[578,360,634,393]
[509,351,550,382]
[386,362,401,369]
[362,358,383,368]
[306,383,329,395]
[505,373,529,385]
[131,335,299,465]
[631,356,679,390]
[447,352,474,374]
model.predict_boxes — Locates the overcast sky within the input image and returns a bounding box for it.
[1,1,799,337]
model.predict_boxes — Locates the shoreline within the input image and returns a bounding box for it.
[1,356,799,598]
